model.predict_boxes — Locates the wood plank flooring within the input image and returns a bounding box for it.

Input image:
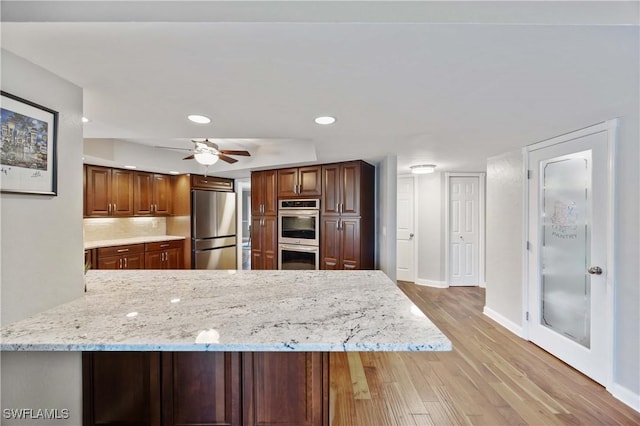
[329,283,640,425]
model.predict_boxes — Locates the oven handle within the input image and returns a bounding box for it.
[278,210,318,216]
[279,244,319,252]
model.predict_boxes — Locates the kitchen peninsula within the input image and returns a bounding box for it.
[1,270,451,426]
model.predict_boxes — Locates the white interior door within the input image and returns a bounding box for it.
[527,125,612,386]
[396,177,415,282]
[449,176,479,286]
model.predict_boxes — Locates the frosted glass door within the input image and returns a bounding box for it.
[539,151,591,348]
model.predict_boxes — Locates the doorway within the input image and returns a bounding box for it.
[396,176,416,282]
[445,173,485,287]
[525,120,615,387]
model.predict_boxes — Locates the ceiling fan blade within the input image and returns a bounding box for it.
[219,150,251,157]
[155,146,193,152]
[217,154,238,164]
[183,154,195,160]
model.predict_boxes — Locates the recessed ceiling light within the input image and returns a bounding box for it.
[124,165,137,169]
[81,117,90,123]
[188,114,211,124]
[410,164,436,174]
[314,116,336,125]
[169,171,180,175]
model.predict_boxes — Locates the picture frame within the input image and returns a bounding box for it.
[1,91,58,195]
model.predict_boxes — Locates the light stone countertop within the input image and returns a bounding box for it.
[84,235,186,250]
[0,270,452,352]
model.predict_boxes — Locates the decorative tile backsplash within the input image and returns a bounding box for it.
[84,217,167,242]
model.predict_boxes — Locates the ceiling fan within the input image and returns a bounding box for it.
[158,139,251,166]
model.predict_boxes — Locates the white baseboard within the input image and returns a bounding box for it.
[414,279,449,288]
[610,382,640,412]
[483,306,524,337]
[479,281,487,288]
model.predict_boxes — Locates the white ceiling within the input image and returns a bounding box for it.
[1,2,638,178]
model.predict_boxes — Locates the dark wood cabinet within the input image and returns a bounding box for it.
[162,352,241,426]
[96,244,146,270]
[145,240,183,269]
[277,166,321,198]
[321,161,365,217]
[321,161,374,270]
[191,174,234,192]
[251,216,277,270]
[242,352,328,426]
[251,170,278,217]
[251,170,278,270]
[134,172,172,216]
[83,352,161,426]
[85,165,134,217]
[83,351,328,426]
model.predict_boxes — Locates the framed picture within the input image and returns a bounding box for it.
[1,91,58,195]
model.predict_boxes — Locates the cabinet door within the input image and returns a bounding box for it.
[340,161,361,216]
[162,352,241,426]
[153,174,172,215]
[97,255,121,270]
[111,169,135,216]
[250,172,265,217]
[134,172,154,215]
[165,248,182,269]
[321,164,340,216]
[85,165,111,216]
[124,253,145,270]
[320,218,340,270]
[277,168,298,198]
[242,352,328,426]
[250,217,264,270]
[262,216,278,270]
[298,166,321,197]
[340,218,361,270]
[145,251,164,269]
[83,352,161,426]
[263,169,278,216]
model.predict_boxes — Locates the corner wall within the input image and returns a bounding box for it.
[415,172,445,285]
[377,155,397,281]
[484,150,524,331]
[1,49,84,424]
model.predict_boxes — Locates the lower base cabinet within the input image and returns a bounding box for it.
[83,351,329,426]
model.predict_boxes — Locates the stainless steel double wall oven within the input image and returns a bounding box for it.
[278,199,320,270]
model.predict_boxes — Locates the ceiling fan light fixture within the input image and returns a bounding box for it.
[188,114,211,124]
[410,164,436,174]
[194,151,219,166]
[314,116,336,125]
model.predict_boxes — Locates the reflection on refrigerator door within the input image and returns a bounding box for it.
[195,245,237,270]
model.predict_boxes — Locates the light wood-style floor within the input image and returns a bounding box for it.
[330,282,640,425]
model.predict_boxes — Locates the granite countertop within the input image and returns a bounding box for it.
[84,235,186,250]
[0,270,452,352]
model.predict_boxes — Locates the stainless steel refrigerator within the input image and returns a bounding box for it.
[192,190,237,269]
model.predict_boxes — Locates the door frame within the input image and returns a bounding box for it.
[444,172,486,287]
[396,174,418,283]
[522,119,617,390]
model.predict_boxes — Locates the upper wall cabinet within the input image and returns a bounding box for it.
[321,161,370,217]
[133,172,172,216]
[277,166,321,199]
[251,170,278,217]
[85,165,134,217]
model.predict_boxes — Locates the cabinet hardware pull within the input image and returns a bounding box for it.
[124,258,127,268]
[119,258,122,268]
[117,249,129,253]
[160,244,170,248]
[113,203,116,212]
[108,203,112,214]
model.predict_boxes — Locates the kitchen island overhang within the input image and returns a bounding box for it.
[1,270,451,426]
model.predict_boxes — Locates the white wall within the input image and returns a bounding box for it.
[415,172,445,285]
[484,151,524,328]
[377,155,397,281]
[1,50,83,424]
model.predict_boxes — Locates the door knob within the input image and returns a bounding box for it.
[588,266,603,275]
[409,233,414,239]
